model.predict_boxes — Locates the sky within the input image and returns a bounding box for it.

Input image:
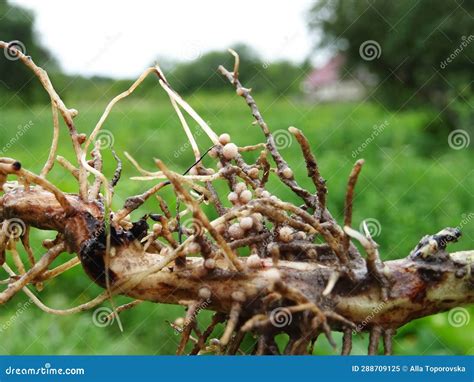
[11,0,318,79]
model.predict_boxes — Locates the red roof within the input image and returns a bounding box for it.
[306,55,345,89]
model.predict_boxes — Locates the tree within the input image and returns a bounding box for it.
[0,0,56,103]
[308,0,474,131]
[169,43,309,95]
[0,43,472,355]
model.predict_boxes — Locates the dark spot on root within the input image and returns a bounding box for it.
[455,268,467,278]
[412,287,426,303]
[130,216,149,241]
[441,299,455,304]
[12,161,21,171]
[418,268,445,283]
[79,229,116,288]
[78,215,149,288]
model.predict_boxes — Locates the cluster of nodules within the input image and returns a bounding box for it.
[215,136,306,240]
[208,134,260,178]
[225,182,262,240]
[153,132,314,264]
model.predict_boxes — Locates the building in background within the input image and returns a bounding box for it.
[303,55,373,102]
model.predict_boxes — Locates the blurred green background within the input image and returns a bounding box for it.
[0,0,473,355]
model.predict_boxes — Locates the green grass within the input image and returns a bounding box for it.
[0,90,472,355]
